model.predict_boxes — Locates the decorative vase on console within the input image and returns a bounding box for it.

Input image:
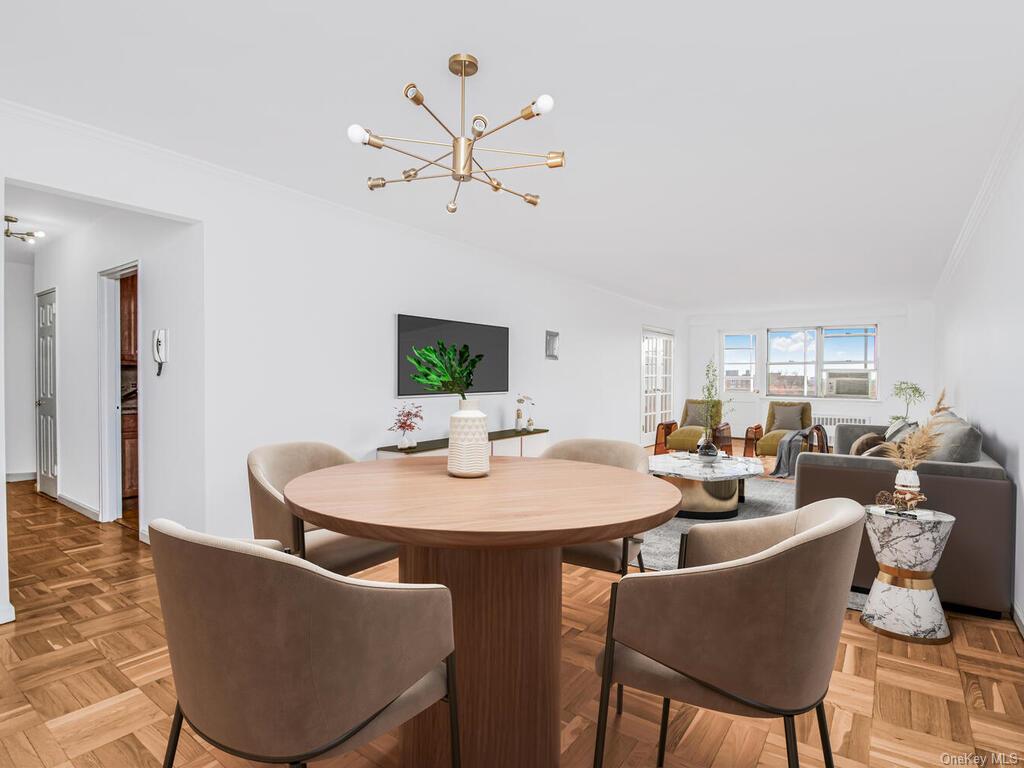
[388,402,423,451]
[406,340,487,477]
[448,398,490,477]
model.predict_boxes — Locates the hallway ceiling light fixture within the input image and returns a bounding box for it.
[4,215,46,244]
[347,53,564,214]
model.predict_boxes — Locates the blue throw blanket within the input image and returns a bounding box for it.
[770,427,814,478]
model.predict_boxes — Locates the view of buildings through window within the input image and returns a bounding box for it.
[722,326,878,398]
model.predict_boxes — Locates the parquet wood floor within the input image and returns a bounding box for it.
[4,480,1024,767]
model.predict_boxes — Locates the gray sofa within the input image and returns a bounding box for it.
[795,423,1014,615]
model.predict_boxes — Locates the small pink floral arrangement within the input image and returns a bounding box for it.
[388,403,424,435]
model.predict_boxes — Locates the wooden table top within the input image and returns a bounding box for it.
[284,456,681,549]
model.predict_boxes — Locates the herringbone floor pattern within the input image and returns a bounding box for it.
[3,480,1024,766]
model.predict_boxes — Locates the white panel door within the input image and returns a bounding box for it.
[641,329,674,445]
[36,290,58,498]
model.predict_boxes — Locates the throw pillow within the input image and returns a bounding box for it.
[863,443,889,457]
[683,403,706,427]
[851,432,884,456]
[772,404,804,431]
[929,413,983,463]
[884,419,918,444]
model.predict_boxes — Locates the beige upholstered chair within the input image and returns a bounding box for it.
[247,442,398,574]
[745,401,813,457]
[150,519,461,768]
[541,439,650,575]
[655,399,732,455]
[593,498,864,768]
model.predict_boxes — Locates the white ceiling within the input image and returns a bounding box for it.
[2,1,1022,310]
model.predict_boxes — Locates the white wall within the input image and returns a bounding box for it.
[31,207,205,532]
[686,301,937,433]
[0,181,12,623]
[0,102,683,554]
[934,130,1024,623]
[4,260,35,478]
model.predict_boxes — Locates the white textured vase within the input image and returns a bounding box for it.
[895,469,920,493]
[448,398,489,478]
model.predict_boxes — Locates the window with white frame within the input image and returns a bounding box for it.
[722,333,756,392]
[767,325,877,399]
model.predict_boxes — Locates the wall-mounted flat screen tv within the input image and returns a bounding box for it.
[397,314,509,397]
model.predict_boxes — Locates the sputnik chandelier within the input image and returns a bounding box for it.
[3,216,46,244]
[347,52,564,213]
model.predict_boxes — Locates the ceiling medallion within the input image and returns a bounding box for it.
[3,216,46,244]
[348,52,563,213]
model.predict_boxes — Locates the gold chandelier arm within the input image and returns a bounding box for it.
[470,146,548,159]
[420,101,458,140]
[471,158,495,184]
[377,171,455,186]
[377,135,451,149]
[380,143,454,173]
[415,151,453,174]
[469,174,521,198]
[472,162,549,173]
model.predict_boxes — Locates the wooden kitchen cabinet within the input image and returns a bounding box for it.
[122,412,138,498]
[120,273,138,364]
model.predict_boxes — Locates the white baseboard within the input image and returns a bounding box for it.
[58,494,101,521]
[1014,603,1024,637]
[139,527,150,544]
[0,602,15,625]
[5,472,35,483]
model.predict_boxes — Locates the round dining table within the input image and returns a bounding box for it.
[284,455,680,768]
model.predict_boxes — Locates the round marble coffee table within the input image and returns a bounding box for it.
[859,506,955,644]
[648,453,765,519]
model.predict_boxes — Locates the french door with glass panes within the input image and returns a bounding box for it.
[641,329,674,445]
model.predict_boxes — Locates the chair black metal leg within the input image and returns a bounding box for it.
[636,550,646,573]
[816,702,834,768]
[783,715,800,768]
[163,704,183,768]
[677,532,688,570]
[446,653,462,768]
[620,538,629,576]
[592,583,619,768]
[656,698,671,767]
[616,684,623,715]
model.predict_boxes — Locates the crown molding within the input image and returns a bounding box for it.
[937,92,1024,290]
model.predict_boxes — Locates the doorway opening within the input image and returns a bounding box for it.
[99,264,139,531]
[35,289,57,497]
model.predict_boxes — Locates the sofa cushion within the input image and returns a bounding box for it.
[930,414,983,463]
[850,432,884,456]
[771,405,804,431]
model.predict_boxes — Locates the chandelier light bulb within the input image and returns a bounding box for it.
[347,124,370,145]
[26,237,35,244]
[532,94,554,116]
[34,231,46,238]
[446,201,458,214]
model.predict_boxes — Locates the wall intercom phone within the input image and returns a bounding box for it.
[153,329,168,376]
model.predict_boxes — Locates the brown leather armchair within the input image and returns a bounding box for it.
[654,399,732,455]
[247,442,399,574]
[150,518,462,767]
[592,498,864,768]
[744,400,812,457]
[541,439,651,575]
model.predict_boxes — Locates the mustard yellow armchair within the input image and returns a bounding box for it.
[655,399,732,455]
[744,401,812,457]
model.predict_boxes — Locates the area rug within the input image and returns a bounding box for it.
[632,476,865,610]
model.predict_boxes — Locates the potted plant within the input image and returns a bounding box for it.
[697,358,721,463]
[388,402,423,449]
[891,380,926,423]
[407,341,488,477]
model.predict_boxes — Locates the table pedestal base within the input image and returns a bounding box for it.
[860,569,950,644]
[662,476,740,519]
[399,545,562,768]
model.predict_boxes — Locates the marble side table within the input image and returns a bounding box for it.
[860,506,955,644]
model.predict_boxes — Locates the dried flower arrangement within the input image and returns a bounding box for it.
[875,420,939,471]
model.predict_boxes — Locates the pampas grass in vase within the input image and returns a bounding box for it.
[876,418,940,510]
